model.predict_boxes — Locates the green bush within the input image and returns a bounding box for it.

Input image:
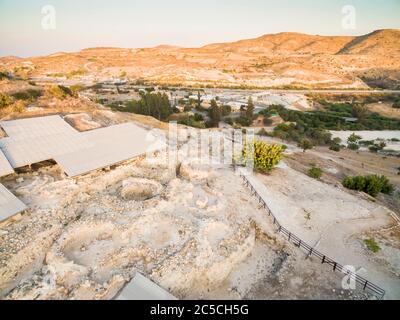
[364,238,380,253]
[298,138,313,152]
[308,167,323,179]
[342,175,394,197]
[47,85,74,99]
[359,140,374,146]
[0,92,13,109]
[332,137,342,144]
[369,145,379,153]
[347,143,359,150]
[225,117,233,125]
[379,175,395,194]
[347,133,362,143]
[258,128,269,136]
[235,116,252,127]
[194,113,204,121]
[263,117,273,126]
[11,89,42,101]
[329,144,341,152]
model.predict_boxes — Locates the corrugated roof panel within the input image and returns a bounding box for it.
[0,116,163,177]
[0,133,93,168]
[55,123,162,177]
[0,149,14,177]
[0,184,27,222]
[0,115,78,140]
[115,273,177,300]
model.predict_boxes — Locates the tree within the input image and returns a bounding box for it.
[221,105,232,117]
[197,91,202,109]
[123,92,172,121]
[298,138,313,152]
[352,103,368,120]
[246,97,255,121]
[208,99,221,127]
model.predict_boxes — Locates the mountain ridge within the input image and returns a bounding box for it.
[1,29,399,89]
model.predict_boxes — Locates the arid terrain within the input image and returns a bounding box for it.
[0,29,400,300]
[0,107,399,300]
[1,29,400,89]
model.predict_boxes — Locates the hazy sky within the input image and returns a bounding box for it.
[0,0,399,57]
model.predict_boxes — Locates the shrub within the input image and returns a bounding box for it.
[347,143,359,150]
[225,117,233,125]
[369,145,379,153]
[235,116,252,127]
[308,166,323,179]
[263,117,273,126]
[342,175,394,197]
[298,138,313,152]
[368,142,386,153]
[47,85,73,99]
[347,133,362,143]
[241,140,284,173]
[379,175,395,194]
[194,113,204,121]
[359,140,374,146]
[11,89,42,101]
[258,128,269,136]
[0,92,13,109]
[0,71,10,80]
[329,144,341,152]
[332,137,342,144]
[364,238,380,253]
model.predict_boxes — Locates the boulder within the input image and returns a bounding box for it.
[120,178,163,201]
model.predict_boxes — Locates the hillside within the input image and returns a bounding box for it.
[1,29,400,89]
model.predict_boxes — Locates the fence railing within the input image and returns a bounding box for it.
[238,170,386,299]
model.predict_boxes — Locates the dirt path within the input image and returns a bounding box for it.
[248,165,400,299]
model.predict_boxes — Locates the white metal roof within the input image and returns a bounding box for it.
[115,273,177,300]
[55,122,161,177]
[0,115,79,140]
[0,184,27,222]
[0,116,163,177]
[0,133,93,168]
[0,115,93,168]
[0,149,14,177]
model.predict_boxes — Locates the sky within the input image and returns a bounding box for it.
[0,0,399,57]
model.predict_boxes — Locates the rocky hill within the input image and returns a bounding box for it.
[1,29,399,89]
